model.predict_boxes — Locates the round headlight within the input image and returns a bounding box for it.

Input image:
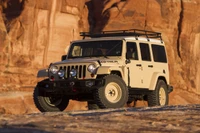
[58,70,65,77]
[70,69,77,77]
[87,64,96,73]
[50,66,59,74]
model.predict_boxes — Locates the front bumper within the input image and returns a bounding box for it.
[37,78,104,94]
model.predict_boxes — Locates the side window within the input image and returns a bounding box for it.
[152,44,167,63]
[126,42,138,60]
[139,43,151,61]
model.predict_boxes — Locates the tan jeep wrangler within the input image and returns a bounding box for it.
[33,29,173,112]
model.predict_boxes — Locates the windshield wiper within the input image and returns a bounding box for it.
[103,54,108,58]
[92,55,108,58]
[106,42,122,56]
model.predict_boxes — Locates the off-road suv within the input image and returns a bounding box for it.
[33,29,173,112]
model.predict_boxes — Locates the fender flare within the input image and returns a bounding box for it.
[37,69,48,77]
[96,66,123,76]
[149,72,167,90]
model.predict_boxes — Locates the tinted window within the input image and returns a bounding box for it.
[126,42,138,60]
[139,43,151,61]
[68,40,122,58]
[152,44,167,63]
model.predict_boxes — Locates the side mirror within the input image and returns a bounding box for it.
[125,59,131,64]
[126,53,129,59]
[125,53,131,64]
[61,55,67,61]
[126,52,131,59]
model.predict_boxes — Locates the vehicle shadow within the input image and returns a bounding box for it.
[0,126,52,133]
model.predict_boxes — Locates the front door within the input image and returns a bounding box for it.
[126,42,143,88]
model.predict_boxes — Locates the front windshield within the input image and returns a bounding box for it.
[68,40,122,58]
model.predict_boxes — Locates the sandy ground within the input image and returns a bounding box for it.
[0,104,200,133]
[0,89,200,132]
[1,88,200,114]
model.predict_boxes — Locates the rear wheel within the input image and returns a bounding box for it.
[94,74,128,109]
[33,87,69,112]
[147,80,169,106]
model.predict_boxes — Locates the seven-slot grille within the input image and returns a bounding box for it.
[59,65,87,79]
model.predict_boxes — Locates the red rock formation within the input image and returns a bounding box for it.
[0,0,200,114]
[90,0,200,96]
[0,0,89,90]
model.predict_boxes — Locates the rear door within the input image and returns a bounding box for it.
[139,43,154,88]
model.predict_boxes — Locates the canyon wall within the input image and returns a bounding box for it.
[89,0,200,95]
[0,0,89,91]
[0,0,200,102]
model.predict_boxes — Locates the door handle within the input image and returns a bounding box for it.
[136,64,142,67]
[148,65,153,68]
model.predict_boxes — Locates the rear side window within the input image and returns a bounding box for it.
[152,44,167,63]
[139,43,151,61]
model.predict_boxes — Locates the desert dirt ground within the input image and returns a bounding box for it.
[0,104,200,133]
[1,89,200,133]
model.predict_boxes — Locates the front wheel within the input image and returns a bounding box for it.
[147,80,169,106]
[94,74,128,109]
[33,87,69,112]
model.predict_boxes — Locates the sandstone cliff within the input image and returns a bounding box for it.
[0,0,200,113]
[0,0,89,91]
[89,0,200,95]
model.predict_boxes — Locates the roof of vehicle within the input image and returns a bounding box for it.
[73,29,164,44]
[72,36,163,44]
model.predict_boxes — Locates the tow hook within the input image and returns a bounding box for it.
[70,82,75,86]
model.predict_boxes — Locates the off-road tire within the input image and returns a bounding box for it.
[94,74,128,109]
[33,86,69,112]
[87,101,100,110]
[147,80,169,107]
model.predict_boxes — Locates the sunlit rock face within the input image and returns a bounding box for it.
[0,0,200,108]
[0,0,89,90]
[89,0,200,94]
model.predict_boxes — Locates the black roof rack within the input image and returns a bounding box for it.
[80,29,163,43]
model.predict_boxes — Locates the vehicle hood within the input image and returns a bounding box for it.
[52,57,124,66]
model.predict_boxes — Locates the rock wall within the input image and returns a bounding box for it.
[0,0,89,90]
[89,0,200,95]
[0,0,200,101]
